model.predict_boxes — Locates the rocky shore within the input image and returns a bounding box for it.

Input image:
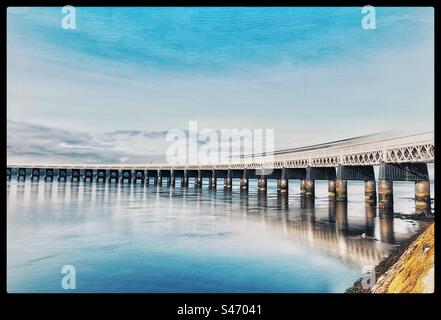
[347,220,434,293]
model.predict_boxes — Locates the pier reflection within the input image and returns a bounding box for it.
[243,194,391,267]
[7,181,402,269]
[365,205,376,238]
[379,207,395,244]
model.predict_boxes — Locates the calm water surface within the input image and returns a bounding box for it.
[7,179,432,293]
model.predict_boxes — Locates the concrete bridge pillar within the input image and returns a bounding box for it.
[84,169,93,182]
[305,179,315,197]
[224,170,232,189]
[195,172,202,188]
[156,175,162,187]
[71,169,80,182]
[167,170,175,187]
[277,178,288,193]
[240,169,248,190]
[328,180,336,200]
[335,180,347,202]
[258,177,267,192]
[109,170,119,183]
[240,178,248,190]
[31,168,40,182]
[181,176,189,188]
[97,170,106,183]
[134,170,144,184]
[378,180,393,209]
[415,180,431,214]
[181,170,189,188]
[209,170,217,189]
[45,169,54,182]
[168,176,175,187]
[18,168,26,181]
[122,170,131,183]
[277,168,288,193]
[300,179,306,196]
[364,180,377,206]
[58,169,67,182]
[7,168,11,180]
[155,170,162,186]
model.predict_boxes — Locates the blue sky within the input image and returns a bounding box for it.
[7,7,434,163]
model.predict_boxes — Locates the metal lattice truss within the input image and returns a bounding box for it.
[7,131,434,170]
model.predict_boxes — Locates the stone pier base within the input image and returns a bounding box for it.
[336,179,347,202]
[305,179,315,197]
[258,178,267,192]
[300,179,306,196]
[240,178,248,190]
[277,178,288,193]
[415,180,431,214]
[328,180,336,200]
[365,180,376,206]
[378,180,393,209]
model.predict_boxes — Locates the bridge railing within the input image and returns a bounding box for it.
[6,131,434,170]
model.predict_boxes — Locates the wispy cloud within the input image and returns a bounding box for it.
[7,120,168,164]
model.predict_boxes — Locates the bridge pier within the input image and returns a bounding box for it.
[194,173,202,188]
[258,177,267,192]
[378,180,393,209]
[109,170,119,183]
[45,169,54,182]
[364,180,377,206]
[415,180,431,214]
[300,179,306,196]
[31,168,40,182]
[71,169,80,182]
[97,169,106,183]
[153,170,161,186]
[328,180,336,200]
[277,178,288,193]
[181,170,189,188]
[305,179,315,197]
[17,168,26,181]
[7,168,11,180]
[58,169,67,182]
[240,178,249,190]
[156,175,162,187]
[224,177,232,189]
[169,176,176,187]
[121,170,131,183]
[84,169,93,182]
[134,170,144,184]
[277,168,288,193]
[240,170,248,190]
[335,180,347,202]
[209,170,217,189]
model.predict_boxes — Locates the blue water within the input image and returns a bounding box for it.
[7,179,431,293]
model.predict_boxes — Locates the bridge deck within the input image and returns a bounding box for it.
[7,131,434,170]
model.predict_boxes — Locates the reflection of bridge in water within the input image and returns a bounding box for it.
[234,193,397,268]
[8,180,414,269]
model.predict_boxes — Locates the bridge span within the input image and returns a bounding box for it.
[7,131,434,213]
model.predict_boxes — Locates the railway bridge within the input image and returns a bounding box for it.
[7,131,435,213]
